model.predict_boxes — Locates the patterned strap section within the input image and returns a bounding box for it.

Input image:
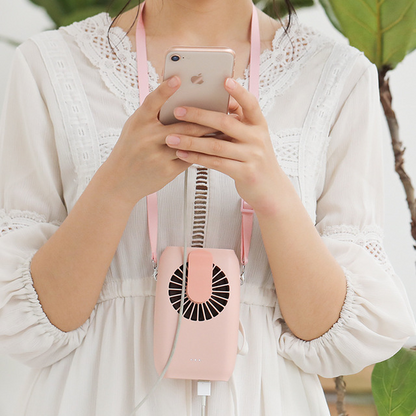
[191,167,209,248]
[32,31,100,201]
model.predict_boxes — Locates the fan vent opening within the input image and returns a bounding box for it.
[168,263,230,321]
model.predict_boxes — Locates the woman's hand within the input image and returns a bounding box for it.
[165,77,288,216]
[101,76,216,208]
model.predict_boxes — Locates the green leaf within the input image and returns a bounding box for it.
[372,348,416,416]
[28,0,66,27]
[291,0,316,10]
[317,0,416,69]
[59,6,111,27]
[411,27,416,53]
[28,0,137,27]
[318,0,342,32]
[107,0,138,19]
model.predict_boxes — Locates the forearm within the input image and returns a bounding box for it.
[256,174,346,341]
[31,164,136,332]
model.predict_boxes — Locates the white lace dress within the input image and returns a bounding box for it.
[0,12,415,416]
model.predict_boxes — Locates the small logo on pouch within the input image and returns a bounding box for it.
[191,73,204,84]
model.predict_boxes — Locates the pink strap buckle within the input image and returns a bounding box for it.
[240,200,254,269]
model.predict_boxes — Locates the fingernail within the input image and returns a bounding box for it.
[174,107,187,117]
[168,76,179,88]
[166,135,180,145]
[177,150,189,158]
[226,78,236,90]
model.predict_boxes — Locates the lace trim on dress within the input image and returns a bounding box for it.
[321,224,396,278]
[298,44,362,221]
[32,30,101,199]
[0,209,47,237]
[62,13,154,117]
[62,13,331,118]
[270,128,302,177]
[243,20,333,116]
[98,128,121,163]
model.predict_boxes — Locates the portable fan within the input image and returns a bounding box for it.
[153,246,241,381]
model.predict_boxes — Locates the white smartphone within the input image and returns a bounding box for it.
[159,47,235,125]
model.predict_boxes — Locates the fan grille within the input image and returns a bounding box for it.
[168,263,230,321]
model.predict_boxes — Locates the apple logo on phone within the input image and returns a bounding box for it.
[191,73,204,85]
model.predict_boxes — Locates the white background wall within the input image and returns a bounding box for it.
[0,0,416,414]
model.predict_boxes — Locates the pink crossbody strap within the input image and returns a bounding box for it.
[249,4,260,101]
[241,4,259,267]
[136,3,158,264]
[136,2,260,269]
[137,3,149,103]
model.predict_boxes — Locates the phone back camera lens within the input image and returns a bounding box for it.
[171,55,180,62]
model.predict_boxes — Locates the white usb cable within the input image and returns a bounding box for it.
[197,381,212,416]
[131,169,240,416]
[130,169,190,415]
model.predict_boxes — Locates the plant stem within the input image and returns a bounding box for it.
[378,66,416,247]
[334,376,348,415]
[334,376,348,416]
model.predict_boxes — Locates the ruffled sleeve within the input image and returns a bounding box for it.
[0,46,93,368]
[275,62,416,377]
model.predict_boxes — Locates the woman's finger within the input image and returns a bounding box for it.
[174,149,242,179]
[173,106,251,140]
[161,142,193,163]
[224,78,266,126]
[165,133,246,162]
[228,96,244,120]
[137,76,181,120]
[167,122,219,138]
